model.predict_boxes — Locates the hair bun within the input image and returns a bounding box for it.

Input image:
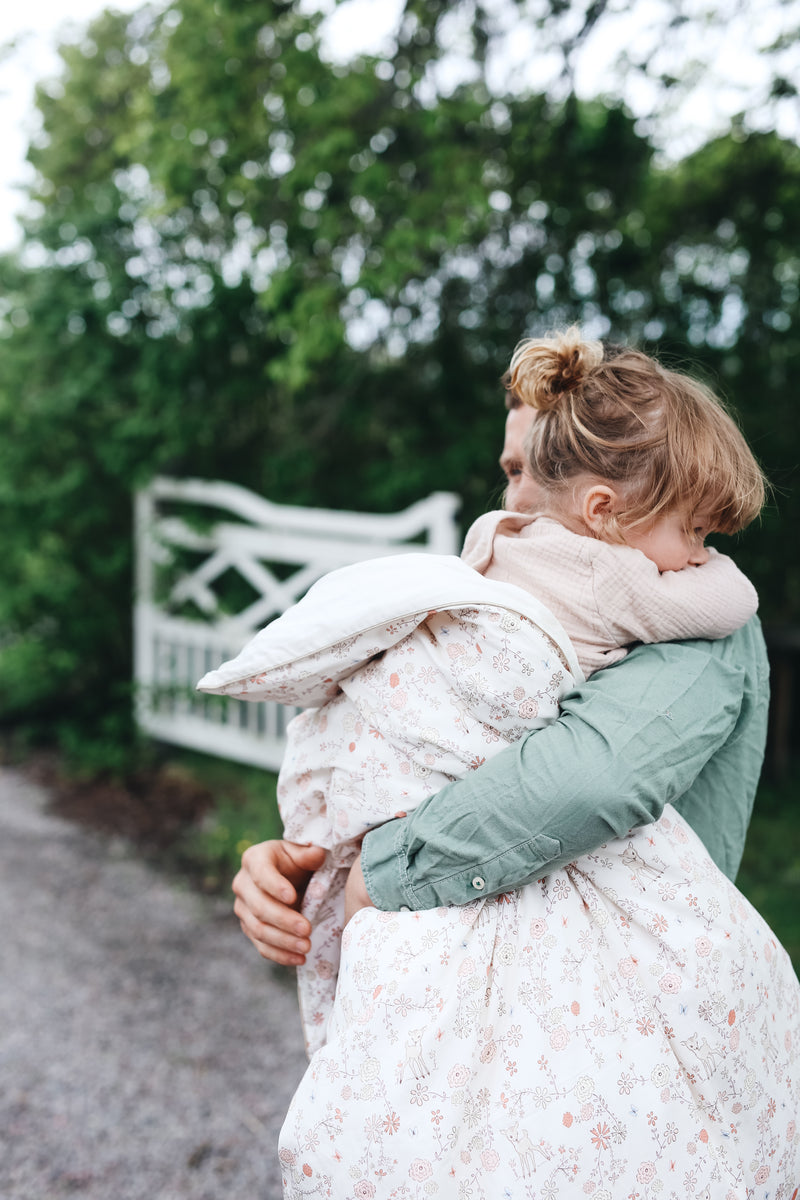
[507,327,604,411]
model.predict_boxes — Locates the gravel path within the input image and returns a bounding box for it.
[0,767,308,1200]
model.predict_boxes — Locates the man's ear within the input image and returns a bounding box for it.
[582,485,619,533]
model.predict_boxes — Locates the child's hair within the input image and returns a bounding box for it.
[503,327,765,536]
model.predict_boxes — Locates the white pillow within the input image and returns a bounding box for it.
[196,553,582,705]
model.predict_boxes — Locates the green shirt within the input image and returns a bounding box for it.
[361,617,769,910]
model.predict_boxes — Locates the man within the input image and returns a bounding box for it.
[233,394,768,965]
[498,390,542,513]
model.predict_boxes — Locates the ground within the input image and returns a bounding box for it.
[0,765,308,1200]
[30,754,214,856]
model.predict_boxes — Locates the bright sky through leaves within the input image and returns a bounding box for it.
[1,0,798,248]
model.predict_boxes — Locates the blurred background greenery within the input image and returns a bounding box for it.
[0,0,797,961]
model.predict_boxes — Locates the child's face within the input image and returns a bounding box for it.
[623,510,711,573]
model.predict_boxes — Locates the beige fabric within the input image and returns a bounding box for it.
[462,512,759,677]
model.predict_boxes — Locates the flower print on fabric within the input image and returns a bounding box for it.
[263,579,800,1198]
[280,809,800,1198]
[278,606,571,1055]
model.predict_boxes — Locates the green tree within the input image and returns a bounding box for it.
[645,130,800,619]
[0,0,796,766]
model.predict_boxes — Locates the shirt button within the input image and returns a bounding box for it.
[399,905,410,912]
[471,876,486,891]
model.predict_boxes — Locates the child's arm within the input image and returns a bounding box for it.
[595,545,758,648]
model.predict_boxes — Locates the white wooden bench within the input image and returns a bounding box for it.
[134,477,461,769]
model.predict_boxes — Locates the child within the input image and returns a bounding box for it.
[198,331,799,1197]
[461,331,763,678]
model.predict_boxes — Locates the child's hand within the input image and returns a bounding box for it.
[343,853,375,926]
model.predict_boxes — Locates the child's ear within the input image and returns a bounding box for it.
[582,485,619,533]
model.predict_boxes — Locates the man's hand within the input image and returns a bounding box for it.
[343,853,375,926]
[232,839,326,966]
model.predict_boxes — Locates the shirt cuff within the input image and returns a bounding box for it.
[361,818,416,910]
[361,816,563,911]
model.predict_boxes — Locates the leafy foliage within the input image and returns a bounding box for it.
[0,0,797,766]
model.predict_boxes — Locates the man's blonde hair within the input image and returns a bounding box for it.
[503,327,765,535]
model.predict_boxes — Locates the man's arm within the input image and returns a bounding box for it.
[361,618,768,910]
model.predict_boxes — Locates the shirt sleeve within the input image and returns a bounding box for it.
[593,545,759,648]
[360,619,768,909]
